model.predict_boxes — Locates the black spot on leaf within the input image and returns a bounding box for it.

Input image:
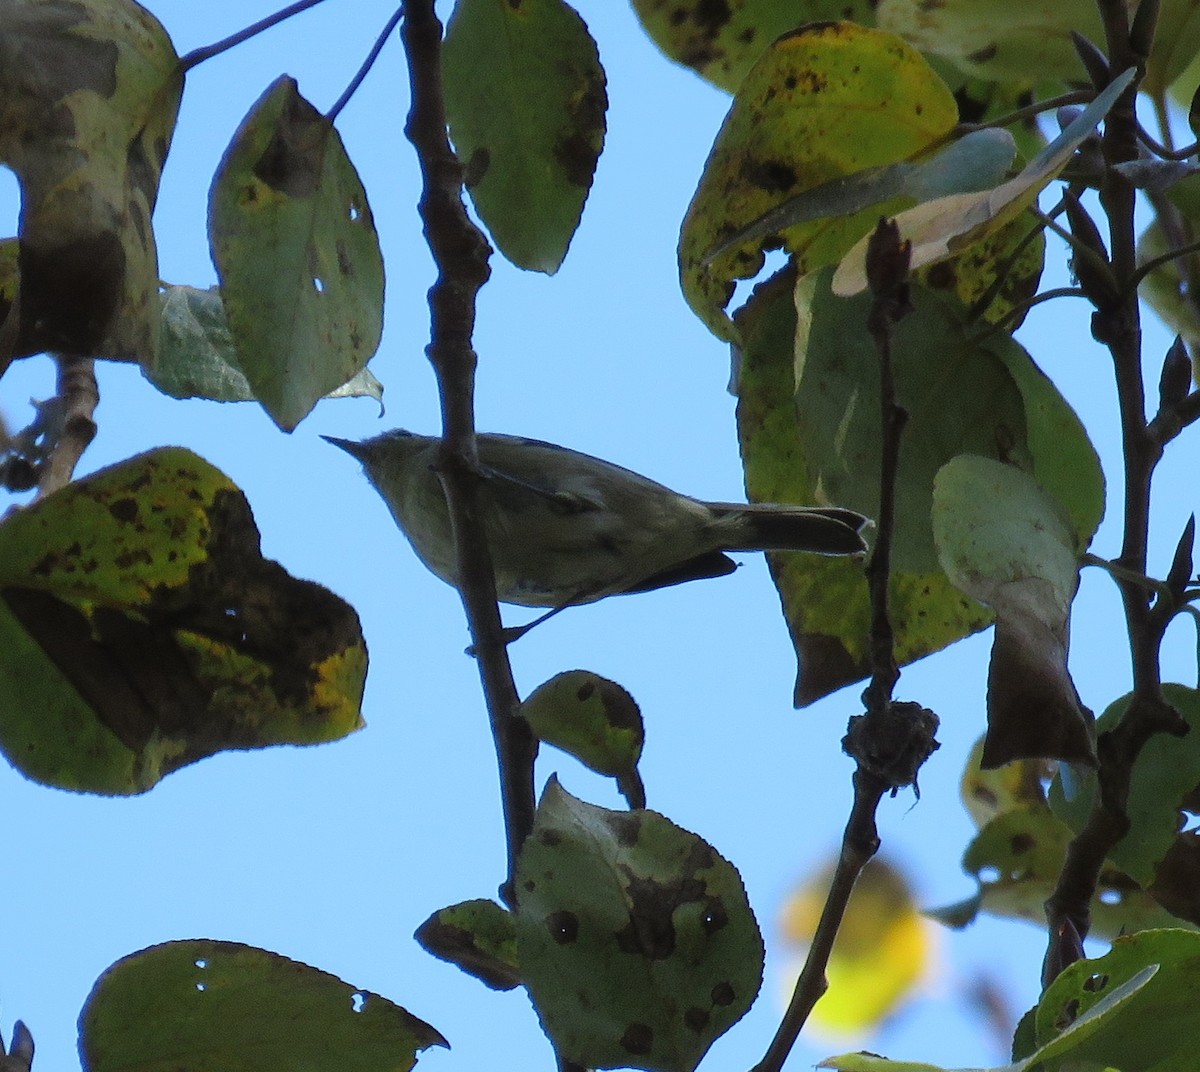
[546,910,579,944]
[620,1023,653,1055]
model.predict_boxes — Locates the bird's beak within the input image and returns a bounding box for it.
[321,435,369,461]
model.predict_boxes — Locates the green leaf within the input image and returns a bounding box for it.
[876,0,1108,83]
[630,0,876,93]
[443,0,606,273]
[0,448,366,794]
[520,670,646,808]
[1146,0,1200,98]
[1035,930,1200,1071]
[79,939,447,1071]
[929,803,1183,937]
[0,0,182,364]
[933,455,1094,767]
[516,778,763,1072]
[680,21,958,341]
[209,76,384,431]
[834,70,1136,296]
[415,899,521,991]
[1050,685,1200,911]
[148,284,383,406]
[820,958,1158,1070]
[737,271,1000,702]
[735,268,1102,704]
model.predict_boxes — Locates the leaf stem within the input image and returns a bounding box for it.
[179,0,333,72]
[327,5,404,123]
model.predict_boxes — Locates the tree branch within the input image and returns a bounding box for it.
[399,0,536,907]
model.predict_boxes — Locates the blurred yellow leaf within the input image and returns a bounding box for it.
[780,859,932,1035]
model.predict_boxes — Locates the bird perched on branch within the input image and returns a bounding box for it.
[325,430,869,633]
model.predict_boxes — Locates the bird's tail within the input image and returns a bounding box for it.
[711,502,871,555]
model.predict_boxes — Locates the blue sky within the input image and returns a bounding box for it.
[1,3,1191,1070]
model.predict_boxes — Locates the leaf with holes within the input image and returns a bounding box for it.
[209,76,384,431]
[0,447,366,794]
[80,939,446,1071]
[516,778,763,1072]
[0,0,182,364]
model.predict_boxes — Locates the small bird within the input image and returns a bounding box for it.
[325,430,869,631]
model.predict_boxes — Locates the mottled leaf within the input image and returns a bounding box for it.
[521,670,645,808]
[443,0,606,273]
[209,77,383,431]
[0,0,181,364]
[80,940,446,1071]
[415,899,520,991]
[516,778,763,1072]
[631,0,876,93]
[681,21,957,340]
[928,805,1183,938]
[0,448,366,794]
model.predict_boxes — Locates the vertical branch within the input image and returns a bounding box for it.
[1043,0,1189,969]
[752,224,938,1072]
[861,222,912,715]
[400,0,537,906]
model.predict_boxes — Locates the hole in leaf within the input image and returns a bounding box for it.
[0,167,18,236]
[313,276,325,294]
[978,865,1002,884]
[348,203,360,222]
[195,959,208,969]
[1098,887,1122,905]
[195,982,207,992]
[351,991,367,1013]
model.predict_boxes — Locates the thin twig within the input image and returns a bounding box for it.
[1136,122,1198,161]
[751,224,939,1072]
[179,0,333,71]
[327,5,404,124]
[970,287,1089,343]
[36,353,97,498]
[399,0,536,908]
[750,772,888,1072]
[1126,235,1200,291]
[957,89,1094,135]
